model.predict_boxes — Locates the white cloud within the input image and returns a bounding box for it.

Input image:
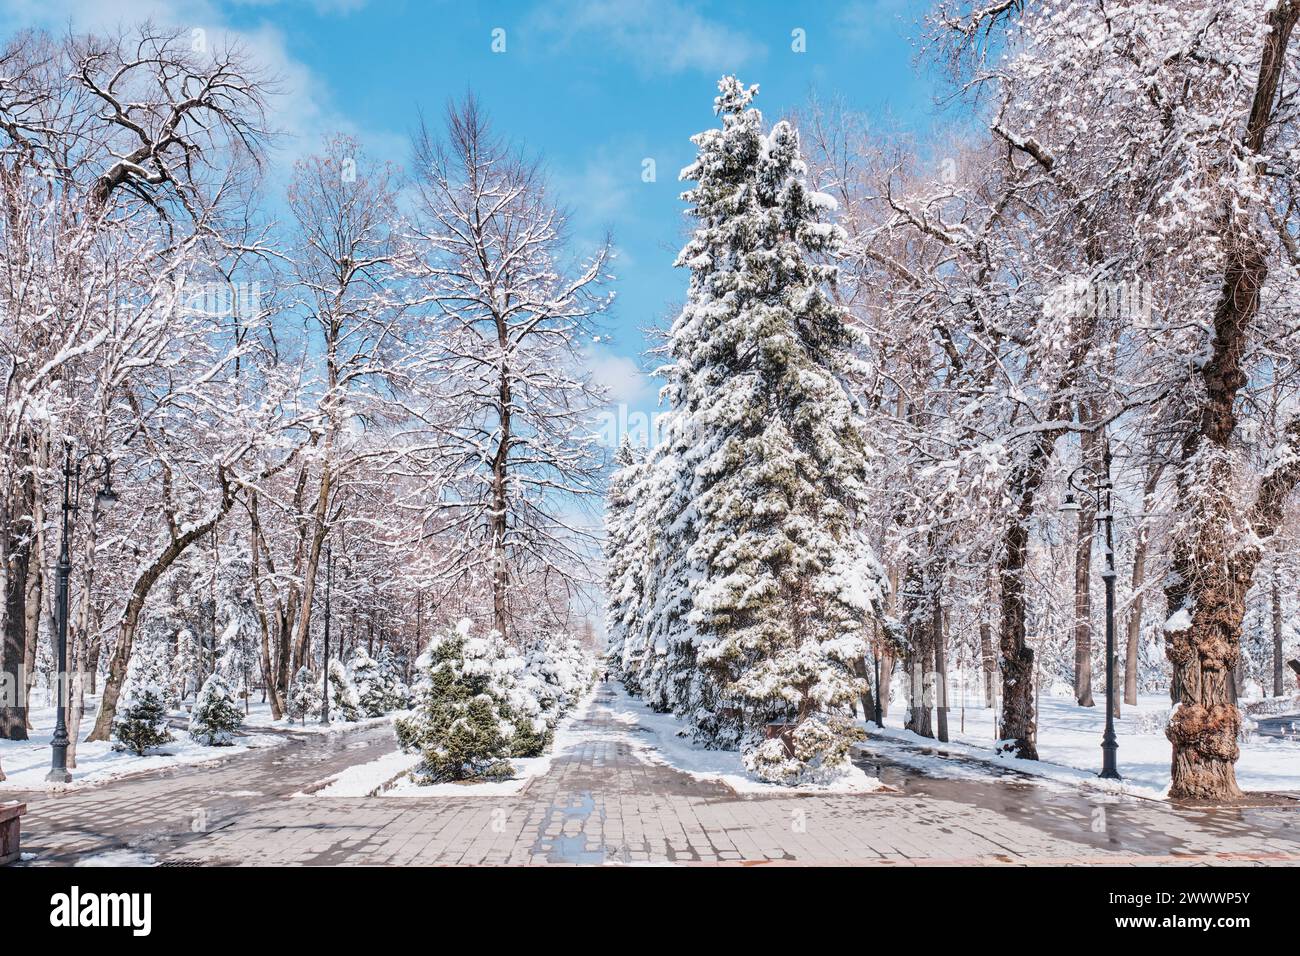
[528,0,765,76]
[0,0,399,180]
[585,346,653,406]
[836,0,916,49]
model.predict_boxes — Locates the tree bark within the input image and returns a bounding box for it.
[248,494,284,720]
[88,475,237,741]
[902,561,932,737]
[1164,0,1298,801]
[0,448,35,741]
[997,442,1057,759]
[1073,415,1099,707]
[933,595,949,743]
[1272,564,1284,698]
[1124,462,1162,706]
[490,340,512,639]
[979,619,996,708]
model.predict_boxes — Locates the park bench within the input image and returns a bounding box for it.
[0,801,26,866]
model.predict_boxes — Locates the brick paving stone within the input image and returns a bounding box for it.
[11,684,1300,866]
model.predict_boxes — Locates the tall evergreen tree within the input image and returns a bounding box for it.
[613,77,887,783]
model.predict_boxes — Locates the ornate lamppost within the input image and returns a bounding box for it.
[47,443,117,783]
[1060,459,1122,781]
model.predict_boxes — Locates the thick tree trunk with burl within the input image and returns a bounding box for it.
[1163,0,1298,802]
[1163,468,1250,801]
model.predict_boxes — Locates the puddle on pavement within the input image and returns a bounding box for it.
[852,745,1190,857]
[544,834,606,865]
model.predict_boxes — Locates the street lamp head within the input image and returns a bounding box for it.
[1059,492,1081,514]
[95,483,119,509]
[94,459,118,510]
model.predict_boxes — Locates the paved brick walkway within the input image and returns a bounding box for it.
[14,686,1300,866]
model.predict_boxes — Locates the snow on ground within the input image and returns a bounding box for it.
[861,681,1300,798]
[240,700,403,736]
[73,849,156,867]
[313,690,600,798]
[603,685,884,794]
[0,697,286,792]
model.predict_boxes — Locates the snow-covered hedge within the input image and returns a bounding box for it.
[395,620,596,783]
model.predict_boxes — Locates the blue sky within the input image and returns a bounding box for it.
[2,0,951,419]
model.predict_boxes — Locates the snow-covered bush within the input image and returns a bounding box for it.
[125,634,177,709]
[395,620,551,782]
[286,666,315,723]
[351,645,392,717]
[378,646,411,710]
[112,688,174,755]
[525,636,597,728]
[742,714,865,786]
[310,658,360,722]
[112,635,177,755]
[168,627,201,703]
[189,674,244,746]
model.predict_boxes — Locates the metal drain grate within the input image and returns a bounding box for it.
[157,859,203,867]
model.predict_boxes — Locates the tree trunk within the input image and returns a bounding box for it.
[998,463,1042,759]
[979,619,996,708]
[0,453,35,741]
[22,533,43,730]
[1272,564,1284,698]
[902,561,932,737]
[1073,417,1099,707]
[88,477,236,741]
[248,494,284,719]
[490,348,512,638]
[1124,463,1162,706]
[933,596,949,743]
[1164,1,1298,801]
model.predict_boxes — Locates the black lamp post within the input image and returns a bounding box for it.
[47,443,116,784]
[1061,459,1121,781]
[320,545,332,726]
[873,642,884,727]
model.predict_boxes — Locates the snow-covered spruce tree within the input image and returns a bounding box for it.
[603,439,649,690]
[311,659,360,722]
[168,627,201,705]
[377,646,411,710]
[351,645,392,718]
[524,634,596,728]
[395,620,549,782]
[646,78,887,783]
[286,667,315,724]
[112,641,176,755]
[112,688,174,756]
[189,674,245,746]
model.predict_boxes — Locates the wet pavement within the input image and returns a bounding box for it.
[13,723,399,865]
[1255,714,1300,741]
[9,687,1300,866]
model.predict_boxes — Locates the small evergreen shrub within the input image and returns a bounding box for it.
[189,674,245,746]
[112,687,174,756]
